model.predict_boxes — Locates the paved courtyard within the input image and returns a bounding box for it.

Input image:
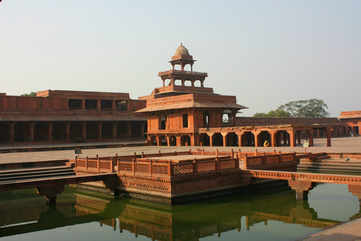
[0,136,361,164]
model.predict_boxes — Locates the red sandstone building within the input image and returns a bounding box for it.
[0,90,146,145]
[0,44,358,147]
[339,111,361,136]
[138,44,350,147]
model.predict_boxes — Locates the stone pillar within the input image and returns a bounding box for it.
[327,128,332,147]
[82,122,87,141]
[176,136,181,146]
[288,180,313,201]
[48,123,53,142]
[289,130,295,147]
[29,122,35,142]
[98,122,103,141]
[113,122,118,140]
[156,136,160,146]
[66,122,71,142]
[222,134,227,147]
[191,134,199,146]
[9,123,15,144]
[308,129,314,147]
[254,132,259,147]
[238,133,243,147]
[271,132,276,147]
[166,136,170,146]
[82,99,86,110]
[209,134,213,147]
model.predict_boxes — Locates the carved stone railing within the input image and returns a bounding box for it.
[241,153,297,170]
[75,156,114,173]
[117,159,172,178]
[243,169,361,185]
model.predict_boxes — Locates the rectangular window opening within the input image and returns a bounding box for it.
[85,99,97,110]
[159,115,167,130]
[101,100,113,110]
[68,99,82,110]
[183,114,188,128]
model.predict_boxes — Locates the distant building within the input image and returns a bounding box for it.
[339,111,361,136]
[0,90,146,145]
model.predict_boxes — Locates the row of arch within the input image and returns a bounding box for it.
[162,78,205,88]
[150,135,191,146]
[199,130,292,147]
[149,129,325,147]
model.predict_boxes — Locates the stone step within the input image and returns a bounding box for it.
[0,168,74,180]
[0,165,73,175]
[0,171,75,183]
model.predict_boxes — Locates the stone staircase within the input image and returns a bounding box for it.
[297,155,361,175]
[0,165,75,183]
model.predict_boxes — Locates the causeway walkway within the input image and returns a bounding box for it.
[1,136,361,164]
[301,218,361,241]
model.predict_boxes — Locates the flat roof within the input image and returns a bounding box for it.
[138,154,225,163]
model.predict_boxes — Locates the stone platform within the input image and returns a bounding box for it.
[301,218,361,241]
[0,139,146,153]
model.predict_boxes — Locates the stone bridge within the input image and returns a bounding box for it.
[243,169,361,201]
[0,173,118,206]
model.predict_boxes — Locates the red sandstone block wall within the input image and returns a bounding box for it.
[0,94,144,113]
[236,117,340,126]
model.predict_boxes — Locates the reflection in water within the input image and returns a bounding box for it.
[0,184,359,241]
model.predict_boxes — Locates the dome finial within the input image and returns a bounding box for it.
[171,43,193,61]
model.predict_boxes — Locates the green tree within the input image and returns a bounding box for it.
[277,99,329,118]
[253,109,291,118]
[21,92,37,97]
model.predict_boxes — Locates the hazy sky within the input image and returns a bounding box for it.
[1,1,360,116]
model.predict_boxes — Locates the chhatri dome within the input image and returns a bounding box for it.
[158,43,207,87]
[169,43,196,71]
[171,43,193,61]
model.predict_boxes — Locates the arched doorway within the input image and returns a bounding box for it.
[226,132,238,146]
[169,136,176,146]
[181,135,191,146]
[241,132,255,146]
[275,130,290,146]
[200,133,210,146]
[150,136,157,146]
[257,131,271,147]
[159,135,167,146]
[212,133,223,146]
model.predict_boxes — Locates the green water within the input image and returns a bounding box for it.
[0,184,359,241]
